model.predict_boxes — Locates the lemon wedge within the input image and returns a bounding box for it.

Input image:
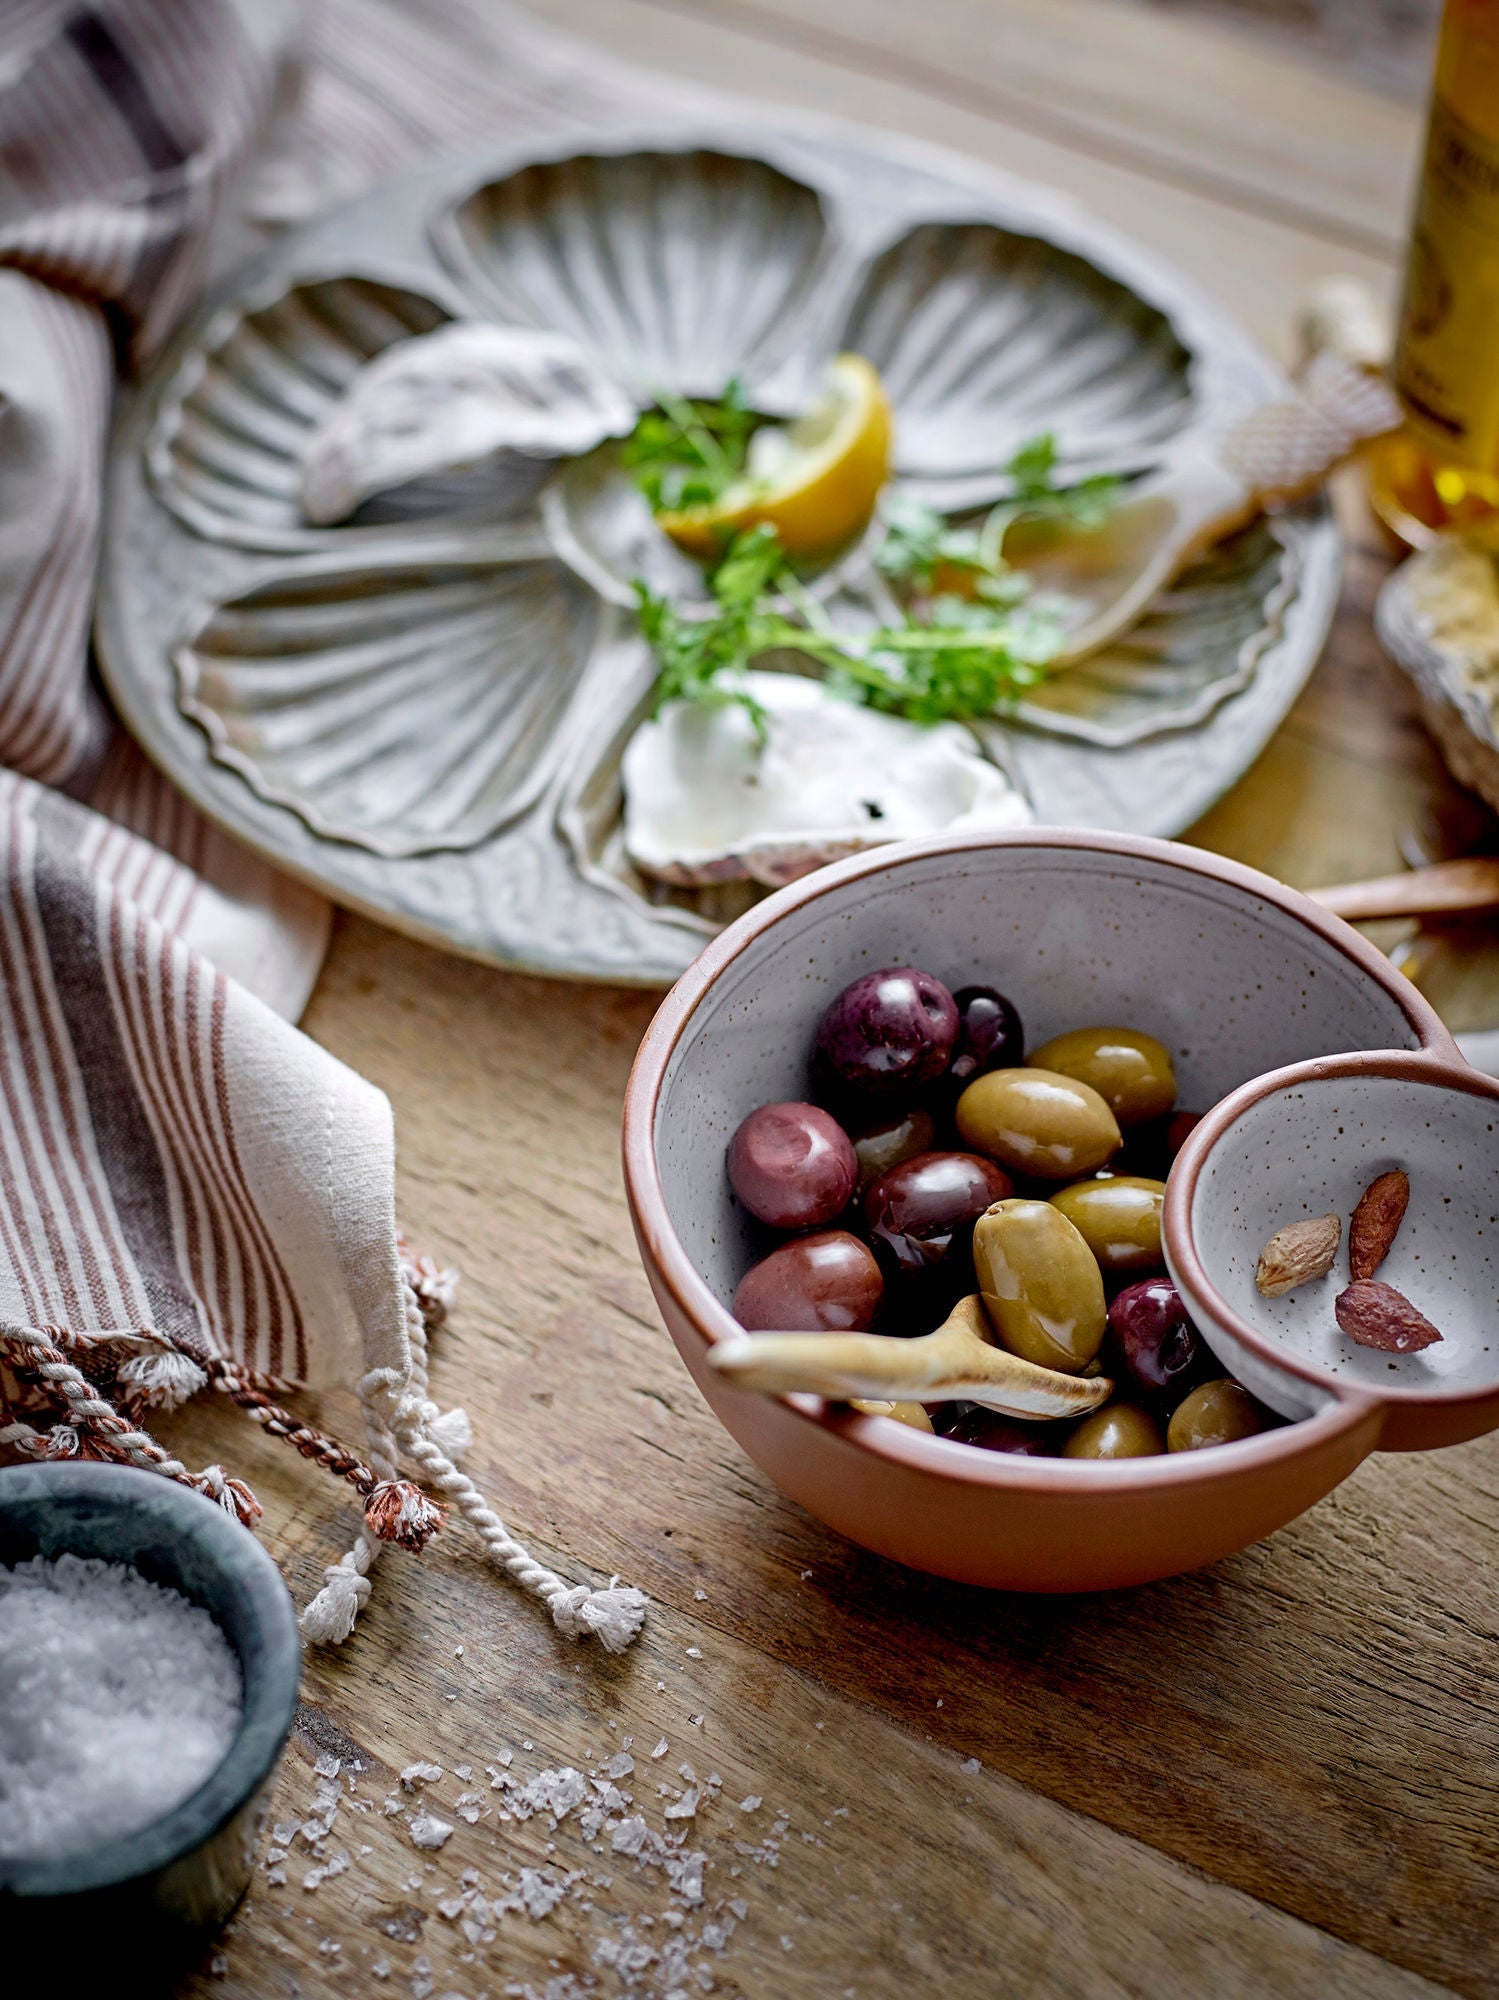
[658,353,892,562]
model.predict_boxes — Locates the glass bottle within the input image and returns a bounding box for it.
[1369,0,1499,547]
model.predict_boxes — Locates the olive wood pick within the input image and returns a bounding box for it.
[708,1294,1112,1419]
[1308,856,1499,924]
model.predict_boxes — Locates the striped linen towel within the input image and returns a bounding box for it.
[0,0,651,1650]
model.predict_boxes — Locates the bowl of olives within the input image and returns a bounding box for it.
[623,829,1457,1591]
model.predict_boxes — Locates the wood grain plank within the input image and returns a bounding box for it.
[561,0,1423,254]
[167,1329,1453,2000]
[219,889,1495,1999]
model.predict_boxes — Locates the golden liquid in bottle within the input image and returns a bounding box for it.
[1370,0,1499,548]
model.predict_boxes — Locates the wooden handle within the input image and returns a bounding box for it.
[1308,857,1499,923]
[708,1296,1112,1419]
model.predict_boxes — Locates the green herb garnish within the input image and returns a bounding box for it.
[632,429,1119,736]
[622,379,761,513]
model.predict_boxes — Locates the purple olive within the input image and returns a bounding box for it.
[728,1101,856,1230]
[1107,1277,1202,1398]
[813,967,959,1099]
[864,1151,1013,1282]
[850,1105,937,1196]
[932,1404,1059,1455]
[732,1230,883,1332]
[948,986,1024,1088]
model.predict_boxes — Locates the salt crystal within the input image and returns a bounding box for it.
[605,1753,634,1780]
[664,1789,700,1820]
[961,1757,981,1774]
[410,1813,454,1850]
[0,1554,241,1863]
[651,1738,669,1760]
[686,1647,701,1659]
[372,1964,390,1982]
[738,1797,761,1813]
[402,1761,443,1788]
[694,1590,706,1601]
[313,1753,341,1780]
[455,1764,472,1781]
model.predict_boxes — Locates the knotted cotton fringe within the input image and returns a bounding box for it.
[299,1275,647,1655]
[0,1257,647,1656]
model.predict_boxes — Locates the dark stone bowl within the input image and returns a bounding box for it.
[0,1461,301,1971]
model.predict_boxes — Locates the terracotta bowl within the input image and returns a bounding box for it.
[1165,1050,1499,1454]
[623,829,1469,1594]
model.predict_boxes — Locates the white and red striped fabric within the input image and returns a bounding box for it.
[0,0,651,1650]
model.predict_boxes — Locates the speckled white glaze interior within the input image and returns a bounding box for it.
[1171,1058,1499,1422]
[654,837,1436,1329]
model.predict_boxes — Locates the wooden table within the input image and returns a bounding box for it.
[169,4,1499,1996]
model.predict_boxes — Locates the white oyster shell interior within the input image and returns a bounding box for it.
[300,322,637,524]
[622,670,1031,888]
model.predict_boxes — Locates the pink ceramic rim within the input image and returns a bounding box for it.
[1163,1046,1499,1416]
[622,828,1454,1488]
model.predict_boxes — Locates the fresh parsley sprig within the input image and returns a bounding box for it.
[632,428,1120,736]
[621,379,761,513]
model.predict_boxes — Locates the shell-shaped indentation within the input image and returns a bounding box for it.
[841,223,1194,509]
[1009,516,1299,745]
[436,149,831,404]
[175,559,601,855]
[145,278,560,549]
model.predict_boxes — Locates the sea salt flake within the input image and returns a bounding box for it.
[454,1764,472,1781]
[402,1761,443,1789]
[686,1648,702,1659]
[410,1813,454,1850]
[651,1739,669,1760]
[0,1555,242,1865]
[961,1757,981,1774]
[678,1763,696,1783]
[605,1753,634,1779]
[313,1753,341,1780]
[611,1816,650,1857]
[738,1797,761,1813]
[664,1789,700,1820]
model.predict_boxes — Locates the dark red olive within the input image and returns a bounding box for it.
[948,985,1024,1088]
[864,1151,1013,1281]
[850,1105,937,1196]
[727,1101,856,1230]
[1113,1109,1204,1180]
[813,967,959,1099]
[1107,1277,1202,1398]
[732,1230,883,1332]
[933,1403,1059,1455]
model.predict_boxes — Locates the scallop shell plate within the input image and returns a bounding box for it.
[98,123,1339,984]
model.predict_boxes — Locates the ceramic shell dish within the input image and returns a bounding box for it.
[98,122,1340,984]
[621,829,1466,1594]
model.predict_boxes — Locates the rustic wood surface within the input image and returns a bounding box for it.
[160,3,1498,1997]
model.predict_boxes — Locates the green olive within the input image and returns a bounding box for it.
[1167,1379,1266,1453]
[849,1398,935,1432]
[1049,1175,1166,1274]
[1062,1403,1164,1459]
[955,1068,1121,1181]
[1026,1026,1177,1127]
[972,1198,1107,1374]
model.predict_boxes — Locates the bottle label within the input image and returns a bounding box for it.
[1394,94,1499,473]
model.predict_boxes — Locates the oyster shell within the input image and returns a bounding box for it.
[622,670,1030,888]
[300,322,637,524]
[1377,536,1499,814]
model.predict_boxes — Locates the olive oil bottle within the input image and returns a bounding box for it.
[1370,0,1499,547]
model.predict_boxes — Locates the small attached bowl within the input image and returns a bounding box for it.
[1164,1050,1499,1454]
[623,828,1472,1593]
[0,1462,300,1966]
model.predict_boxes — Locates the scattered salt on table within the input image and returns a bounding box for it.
[0,1554,241,1863]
